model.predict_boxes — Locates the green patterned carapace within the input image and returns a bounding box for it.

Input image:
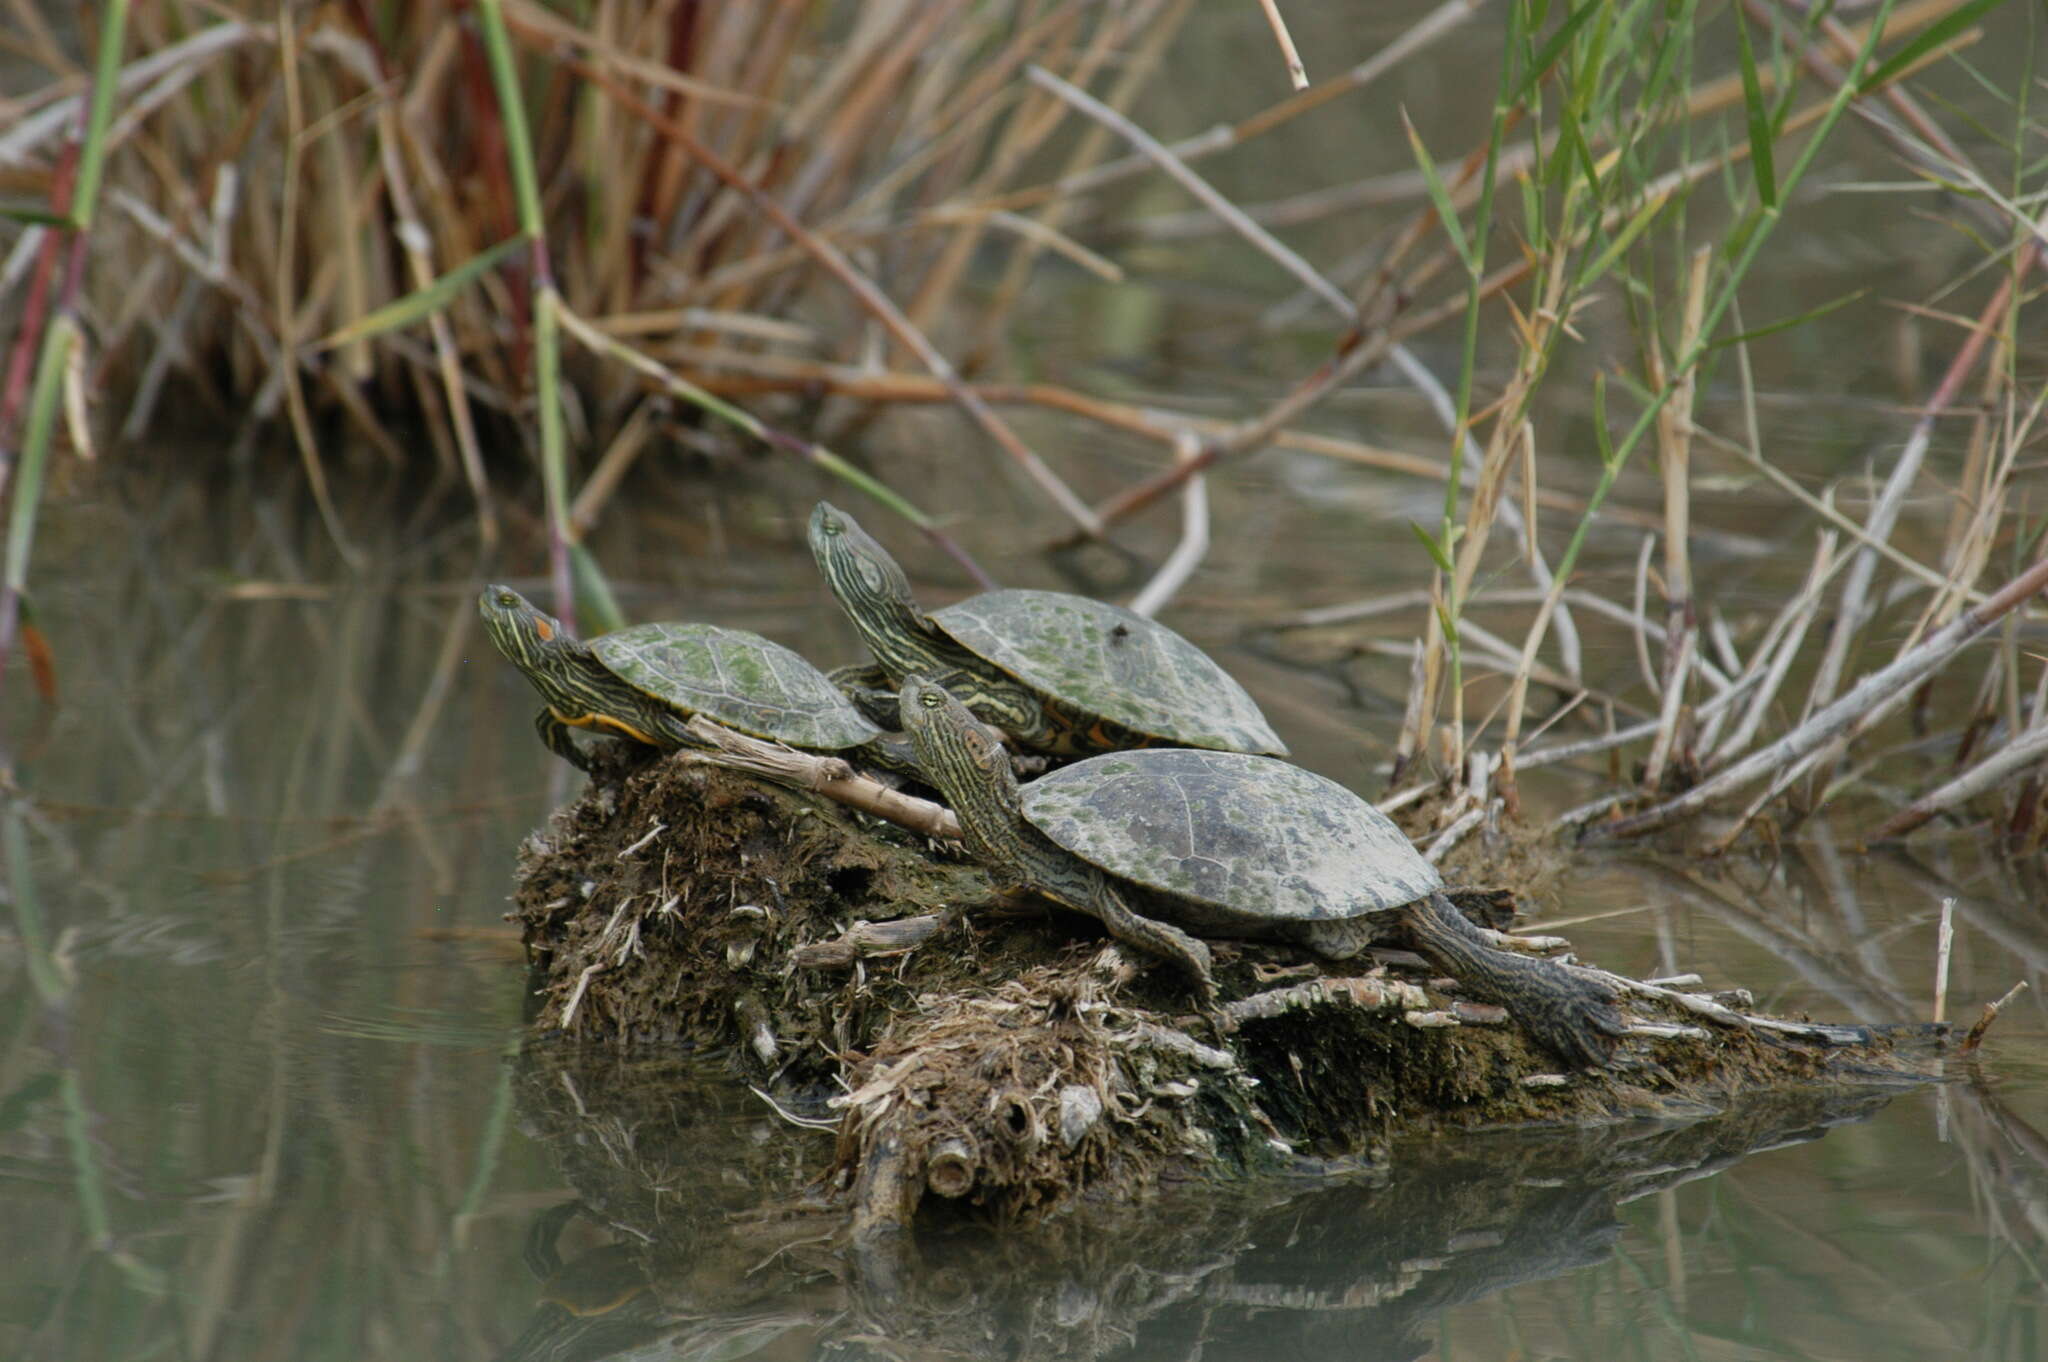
[479,585,882,771]
[901,676,1623,1069]
[1021,749,1441,935]
[809,501,1286,757]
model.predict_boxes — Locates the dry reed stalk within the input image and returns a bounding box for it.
[1750,0,1992,232]
[958,0,1187,372]
[1051,61,1909,553]
[1797,162,2034,735]
[1690,423,1988,602]
[1705,533,1839,768]
[1640,247,1712,792]
[1932,896,1956,1024]
[969,0,1487,222]
[1598,550,2048,841]
[1869,719,2048,845]
[576,58,1102,538]
[900,2,1129,346]
[1253,0,1309,90]
[1125,432,1209,619]
[549,301,992,586]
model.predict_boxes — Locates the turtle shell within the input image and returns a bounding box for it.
[1020,749,1439,930]
[932,589,1286,756]
[591,622,881,750]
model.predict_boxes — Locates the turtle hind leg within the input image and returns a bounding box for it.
[1402,890,1625,1069]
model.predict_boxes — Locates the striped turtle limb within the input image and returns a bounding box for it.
[827,661,901,728]
[898,675,1215,996]
[1398,892,1624,1070]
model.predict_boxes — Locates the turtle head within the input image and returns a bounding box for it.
[900,675,1008,784]
[479,585,583,701]
[809,501,918,622]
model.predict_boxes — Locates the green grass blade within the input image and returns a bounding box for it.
[1861,0,2008,93]
[1409,521,1456,574]
[1734,6,1777,210]
[312,237,524,351]
[1712,287,1870,347]
[0,205,70,227]
[1591,372,1616,468]
[1581,186,1676,287]
[4,317,74,601]
[66,0,128,230]
[4,805,66,1005]
[472,0,545,239]
[569,541,627,636]
[1517,1,1601,101]
[1401,111,1475,274]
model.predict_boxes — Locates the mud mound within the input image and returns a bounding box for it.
[511,751,1944,1232]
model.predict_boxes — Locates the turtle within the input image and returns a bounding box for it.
[478,585,917,777]
[808,501,1286,758]
[897,675,1623,1068]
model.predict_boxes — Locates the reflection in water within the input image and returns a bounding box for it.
[502,1043,1951,1362]
[1,463,2045,1359]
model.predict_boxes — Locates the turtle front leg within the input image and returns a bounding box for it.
[536,709,596,773]
[854,731,926,784]
[1088,882,1216,1003]
[1401,890,1625,1069]
[829,663,903,728]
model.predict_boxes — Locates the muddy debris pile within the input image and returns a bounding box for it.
[512,748,1945,1234]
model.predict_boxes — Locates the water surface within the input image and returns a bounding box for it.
[1,467,2040,1361]
[5,3,2046,1355]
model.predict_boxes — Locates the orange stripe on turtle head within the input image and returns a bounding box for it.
[534,616,555,641]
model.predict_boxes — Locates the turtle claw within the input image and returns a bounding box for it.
[1520,973,1627,1071]
[1403,891,1626,1071]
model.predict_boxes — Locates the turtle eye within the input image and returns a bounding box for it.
[820,518,842,537]
[919,690,942,709]
[497,590,520,607]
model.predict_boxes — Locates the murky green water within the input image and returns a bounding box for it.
[2,463,2041,1361]
[7,3,2048,1357]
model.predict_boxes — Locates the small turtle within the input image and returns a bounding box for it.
[809,501,1285,758]
[478,585,915,776]
[898,676,1622,1068]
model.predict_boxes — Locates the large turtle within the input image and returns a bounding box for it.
[478,585,915,776]
[898,676,1622,1068]
[809,501,1285,758]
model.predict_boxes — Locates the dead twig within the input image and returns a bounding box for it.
[790,914,953,969]
[1594,550,2048,841]
[679,716,960,841]
[1125,431,1208,618]
[1868,719,2048,843]
[1959,981,2028,1055]
[1252,0,1308,90]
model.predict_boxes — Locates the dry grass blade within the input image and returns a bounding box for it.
[577,59,1102,538]
[1598,552,2048,841]
[1253,0,1309,90]
[1868,719,2048,844]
